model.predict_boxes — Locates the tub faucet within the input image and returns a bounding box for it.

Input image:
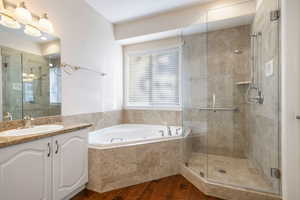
[176,128,181,135]
[159,130,164,136]
[24,115,34,128]
[167,126,172,136]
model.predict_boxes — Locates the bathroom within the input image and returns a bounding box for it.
[0,0,299,200]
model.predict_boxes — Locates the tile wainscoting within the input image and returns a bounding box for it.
[122,109,182,126]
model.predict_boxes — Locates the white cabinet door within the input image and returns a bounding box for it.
[0,138,52,200]
[52,130,88,200]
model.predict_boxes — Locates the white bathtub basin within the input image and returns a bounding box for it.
[0,125,64,137]
[89,124,185,149]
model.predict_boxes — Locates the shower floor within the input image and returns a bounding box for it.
[187,153,274,193]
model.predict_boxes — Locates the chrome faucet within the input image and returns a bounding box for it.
[3,112,12,121]
[24,115,34,128]
[167,126,172,136]
[159,130,165,137]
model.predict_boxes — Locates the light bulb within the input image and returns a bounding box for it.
[39,13,53,33]
[0,14,21,29]
[24,24,41,37]
[15,2,32,24]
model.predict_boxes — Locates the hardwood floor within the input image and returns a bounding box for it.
[72,175,222,200]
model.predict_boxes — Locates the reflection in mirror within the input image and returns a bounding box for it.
[0,24,61,121]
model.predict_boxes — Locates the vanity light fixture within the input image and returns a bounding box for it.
[0,13,21,29]
[40,36,47,41]
[38,13,54,33]
[15,2,32,24]
[0,0,55,35]
[24,24,41,37]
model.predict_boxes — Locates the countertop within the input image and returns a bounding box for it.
[0,123,92,149]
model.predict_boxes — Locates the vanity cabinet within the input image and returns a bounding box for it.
[0,138,52,200]
[52,130,88,200]
[0,129,88,200]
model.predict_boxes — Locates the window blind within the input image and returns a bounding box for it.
[49,67,61,104]
[127,48,180,107]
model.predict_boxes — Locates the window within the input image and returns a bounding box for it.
[126,48,180,108]
[23,82,34,103]
[49,67,61,104]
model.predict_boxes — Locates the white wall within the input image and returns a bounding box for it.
[123,37,181,53]
[40,40,60,56]
[7,0,123,115]
[281,0,300,199]
[114,0,255,41]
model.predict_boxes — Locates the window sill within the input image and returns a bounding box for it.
[124,106,182,111]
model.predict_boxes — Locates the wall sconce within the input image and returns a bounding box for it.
[15,2,32,24]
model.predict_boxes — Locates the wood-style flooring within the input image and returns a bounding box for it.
[72,175,222,200]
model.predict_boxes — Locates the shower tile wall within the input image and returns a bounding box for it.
[183,25,251,158]
[246,0,280,191]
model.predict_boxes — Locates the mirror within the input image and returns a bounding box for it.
[0,24,61,121]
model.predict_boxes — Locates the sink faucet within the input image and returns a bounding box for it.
[3,112,12,121]
[24,115,34,128]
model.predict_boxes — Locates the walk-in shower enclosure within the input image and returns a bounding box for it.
[181,0,281,195]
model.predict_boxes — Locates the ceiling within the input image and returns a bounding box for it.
[85,0,214,23]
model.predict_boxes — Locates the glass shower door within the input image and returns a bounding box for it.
[1,47,23,120]
[181,14,209,179]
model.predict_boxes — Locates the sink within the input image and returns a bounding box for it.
[0,125,64,137]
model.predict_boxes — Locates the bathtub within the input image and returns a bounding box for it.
[88,124,183,149]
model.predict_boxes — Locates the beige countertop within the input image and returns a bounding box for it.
[0,123,92,149]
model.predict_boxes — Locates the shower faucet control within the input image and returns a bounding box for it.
[249,90,264,104]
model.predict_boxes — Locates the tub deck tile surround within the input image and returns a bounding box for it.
[72,175,222,200]
[88,139,183,193]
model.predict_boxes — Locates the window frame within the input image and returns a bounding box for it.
[49,67,62,105]
[124,46,182,111]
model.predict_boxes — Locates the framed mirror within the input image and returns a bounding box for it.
[0,24,61,121]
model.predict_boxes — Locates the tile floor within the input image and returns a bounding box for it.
[187,153,275,192]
